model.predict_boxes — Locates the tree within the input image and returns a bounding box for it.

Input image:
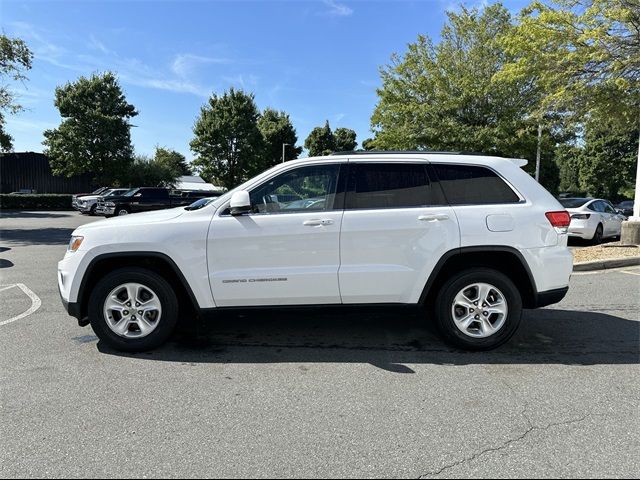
[43,72,137,185]
[258,108,302,167]
[0,35,33,152]
[555,144,584,194]
[370,4,542,159]
[498,0,639,125]
[334,127,357,152]
[578,118,638,199]
[122,154,180,188]
[154,147,192,176]
[190,88,264,189]
[361,138,376,151]
[304,121,336,156]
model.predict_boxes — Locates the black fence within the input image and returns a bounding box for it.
[0,152,95,194]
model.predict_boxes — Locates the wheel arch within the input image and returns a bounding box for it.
[77,252,199,321]
[419,246,538,309]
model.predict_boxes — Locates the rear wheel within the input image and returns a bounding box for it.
[591,224,603,245]
[434,268,522,350]
[88,268,179,352]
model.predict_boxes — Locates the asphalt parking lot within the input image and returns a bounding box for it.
[1,211,638,478]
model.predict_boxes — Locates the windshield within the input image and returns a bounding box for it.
[123,189,140,197]
[106,189,130,197]
[559,198,590,208]
[185,197,217,210]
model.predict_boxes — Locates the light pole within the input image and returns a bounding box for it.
[282,143,290,163]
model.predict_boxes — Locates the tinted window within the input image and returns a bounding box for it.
[347,163,443,209]
[560,198,590,208]
[141,189,168,198]
[433,164,520,205]
[250,164,340,214]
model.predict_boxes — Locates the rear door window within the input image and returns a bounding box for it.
[346,163,444,210]
[432,164,520,205]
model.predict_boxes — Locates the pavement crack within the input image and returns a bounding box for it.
[417,408,600,478]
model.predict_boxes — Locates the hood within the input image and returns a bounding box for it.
[76,207,186,232]
[76,195,99,202]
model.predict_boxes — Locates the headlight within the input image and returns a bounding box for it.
[68,236,84,252]
[105,201,115,207]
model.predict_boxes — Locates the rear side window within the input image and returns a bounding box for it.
[432,164,520,205]
[347,163,444,209]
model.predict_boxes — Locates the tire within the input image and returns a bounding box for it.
[434,268,522,351]
[88,267,179,352]
[89,204,97,216]
[116,206,130,216]
[591,224,603,245]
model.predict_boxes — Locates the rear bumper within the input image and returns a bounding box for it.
[532,286,569,308]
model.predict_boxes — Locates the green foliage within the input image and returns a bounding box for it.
[0,34,34,152]
[361,138,376,151]
[578,118,638,199]
[334,127,357,152]
[120,154,180,188]
[0,194,71,210]
[258,108,302,167]
[371,4,540,159]
[43,72,138,185]
[555,144,583,194]
[190,88,264,189]
[498,0,640,125]
[154,147,192,176]
[304,121,336,156]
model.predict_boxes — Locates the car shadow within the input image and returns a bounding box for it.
[97,307,640,371]
[0,211,75,219]
[0,258,14,268]
[0,228,75,245]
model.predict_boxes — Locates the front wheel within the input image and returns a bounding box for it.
[116,207,130,216]
[434,268,522,350]
[88,268,179,352]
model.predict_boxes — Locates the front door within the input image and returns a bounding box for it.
[208,163,345,307]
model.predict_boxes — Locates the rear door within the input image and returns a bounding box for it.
[339,161,459,304]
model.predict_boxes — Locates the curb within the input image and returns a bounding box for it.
[573,256,640,272]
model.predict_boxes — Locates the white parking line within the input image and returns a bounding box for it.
[620,270,640,276]
[0,283,42,326]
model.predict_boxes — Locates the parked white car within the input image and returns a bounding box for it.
[74,188,131,215]
[58,152,573,352]
[559,197,625,244]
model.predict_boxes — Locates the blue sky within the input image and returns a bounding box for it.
[2,0,528,160]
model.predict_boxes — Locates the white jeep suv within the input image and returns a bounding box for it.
[58,152,573,352]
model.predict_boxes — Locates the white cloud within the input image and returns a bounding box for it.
[6,22,213,98]
[171,53,232,78]
[322,0,354,17]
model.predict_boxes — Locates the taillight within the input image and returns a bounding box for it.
[570,213,591,220]
[546,211,571,233]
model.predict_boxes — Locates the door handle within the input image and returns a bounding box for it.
[303,219,334,226]
[418,214,449,222]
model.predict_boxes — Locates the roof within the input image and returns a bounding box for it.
[331,150,485,156]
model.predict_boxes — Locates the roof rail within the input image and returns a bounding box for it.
[330,150,486,156]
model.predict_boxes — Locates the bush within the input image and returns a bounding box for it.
[0,194,73,210]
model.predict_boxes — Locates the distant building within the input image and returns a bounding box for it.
[0,152,94,194]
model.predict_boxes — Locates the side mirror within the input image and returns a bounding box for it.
[230,190,251,216]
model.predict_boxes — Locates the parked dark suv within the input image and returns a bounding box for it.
[95,187,211,217]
